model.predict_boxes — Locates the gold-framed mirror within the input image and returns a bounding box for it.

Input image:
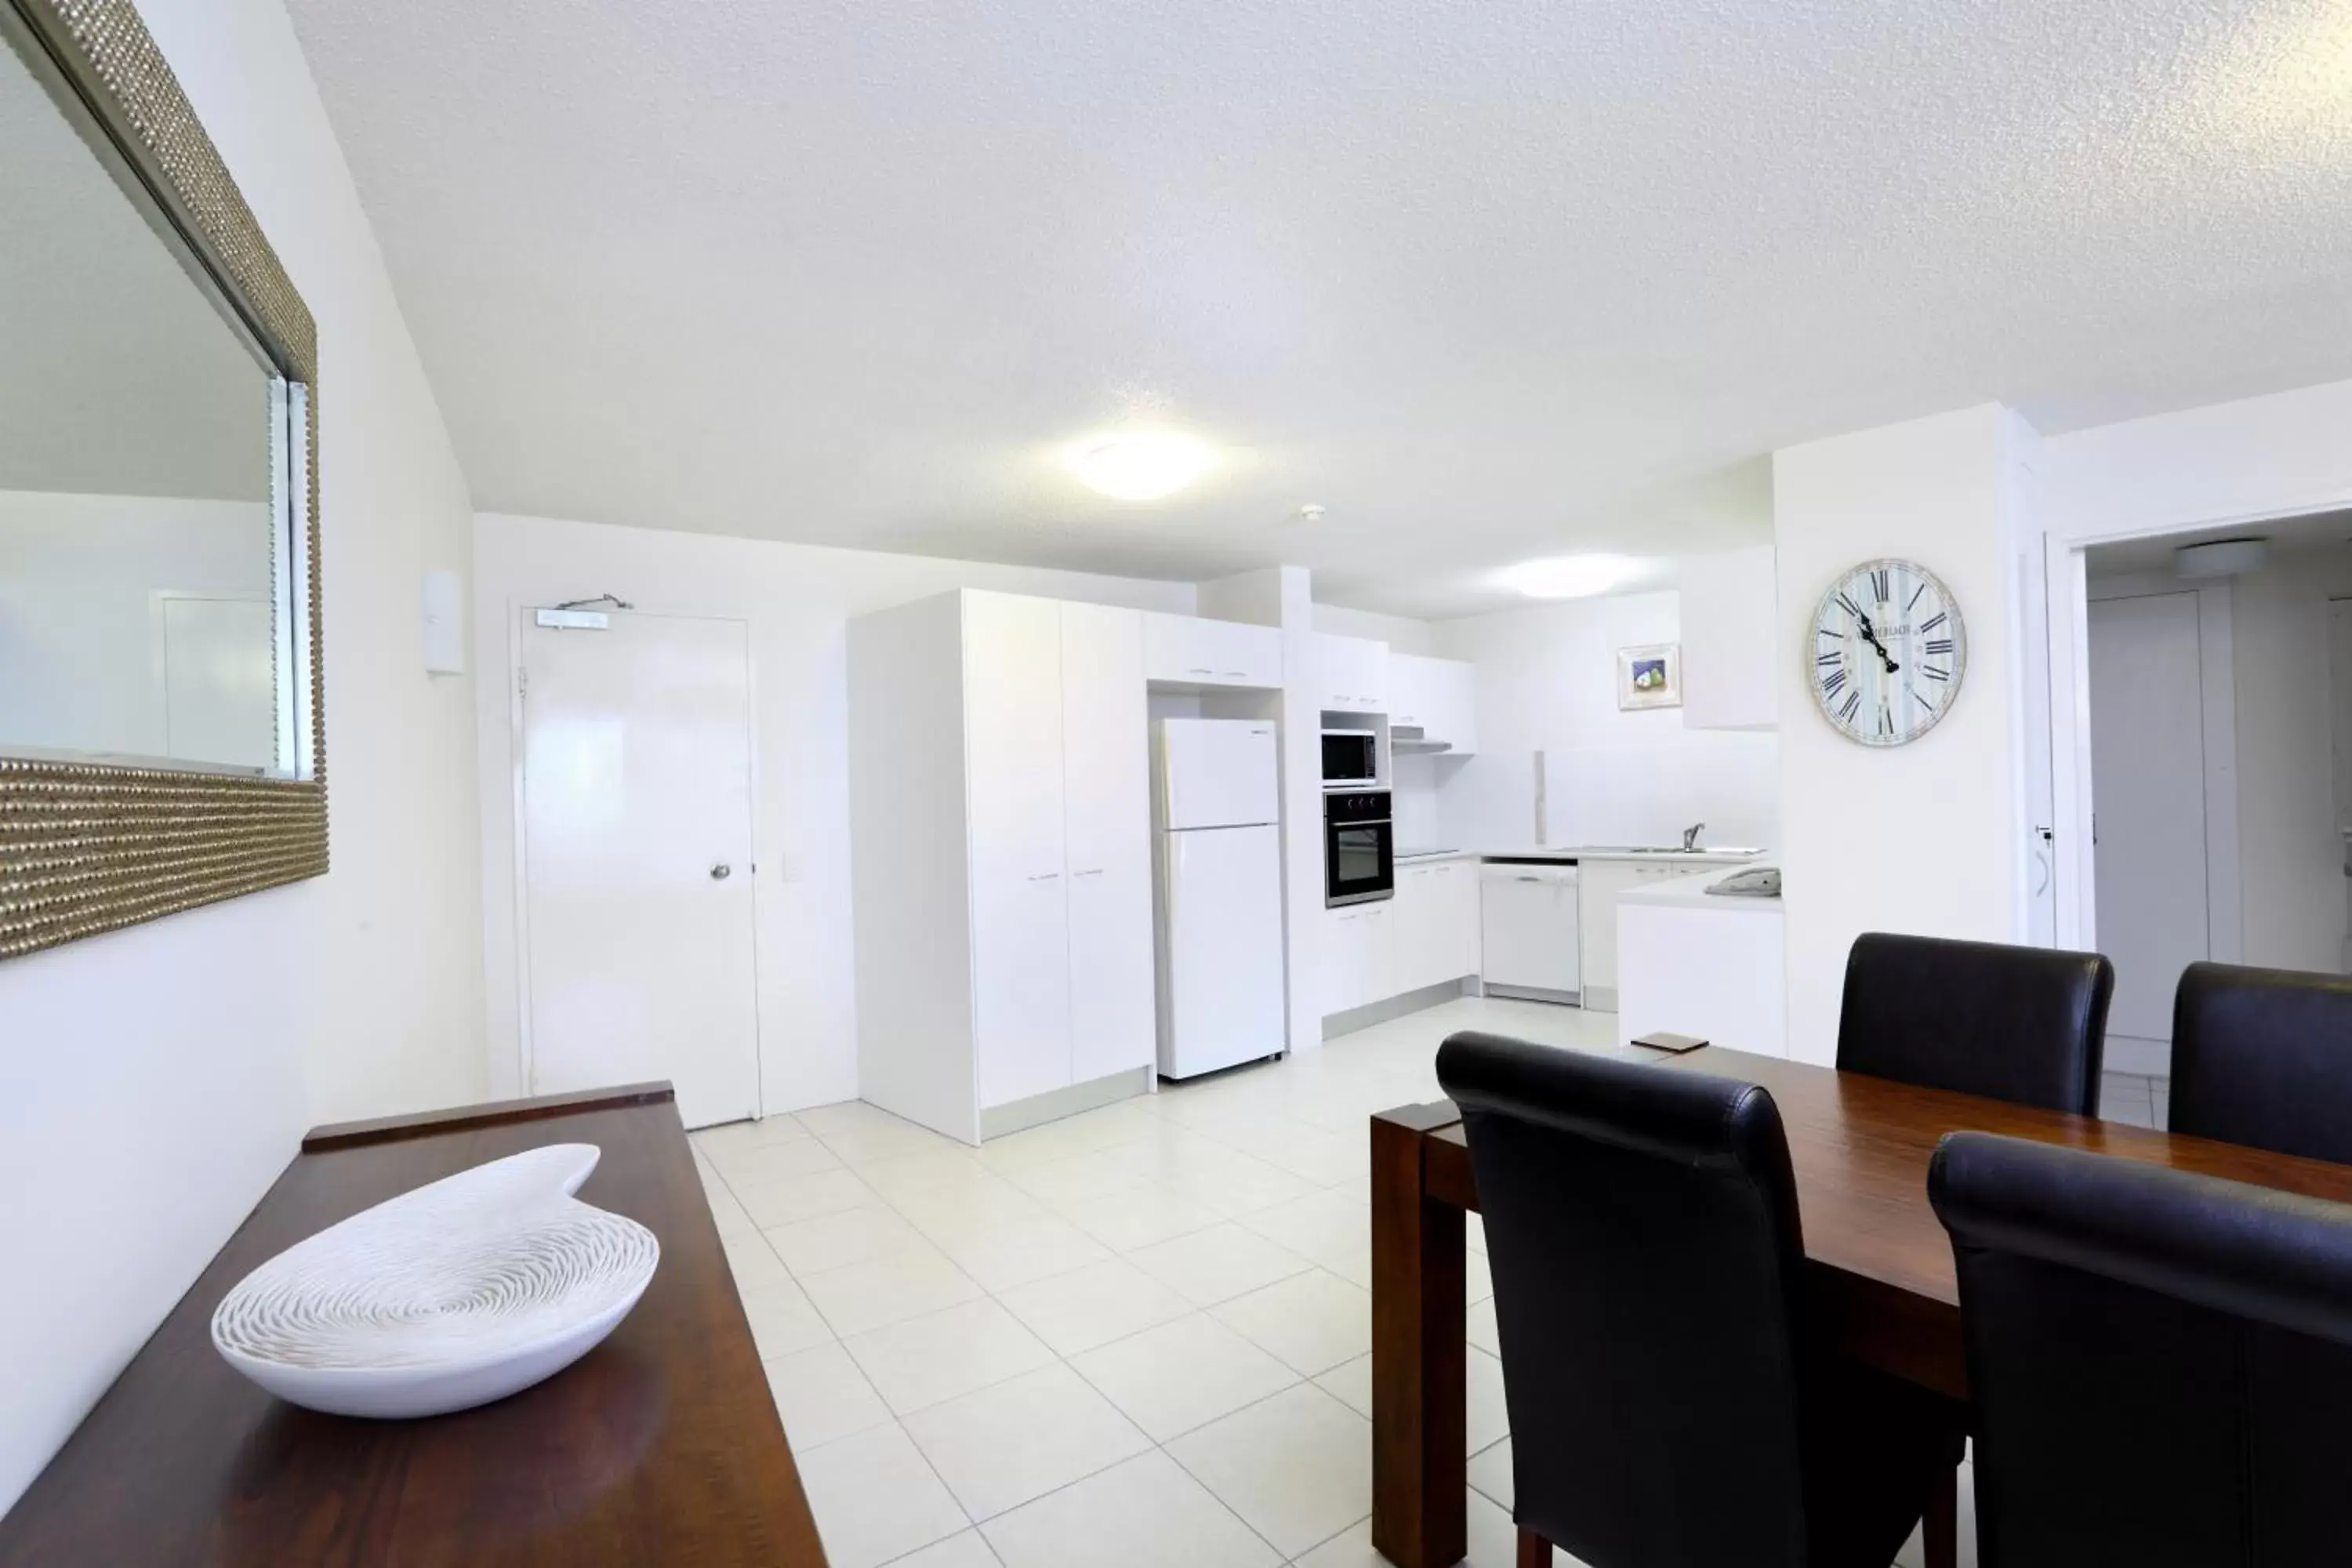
[0,0,326,959]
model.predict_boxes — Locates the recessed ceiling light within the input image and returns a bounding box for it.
[1066,430,1214,501]
[1498,554,1636,599]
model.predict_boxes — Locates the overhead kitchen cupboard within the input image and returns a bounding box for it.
[1678,546,1778,731]
[1387,653,1478,753]
[1312,633,1388,713]
[1142,612,1283,689]
[848,589,1155,1143]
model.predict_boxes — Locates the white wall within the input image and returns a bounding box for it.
[1312,601,1435,655]
[2045,378,2352,545]
[471,512,1196,1111]
[1207,569,1327,1050]
[1429,591,1781,851]
[0,0,484,1517]
[1773,405,2038,1062]
[0,490,270,760]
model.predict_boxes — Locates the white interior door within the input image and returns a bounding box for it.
[2087,592,2209,1047]
[519,610,759,1128]
[1059,602,1154,1084]
[963,593,1073,1109]
[158,594,275,770]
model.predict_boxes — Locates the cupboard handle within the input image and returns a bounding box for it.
[1220,670,1246,677]
[1028,872,1061,882]
[1189,666,1215,675]
[1073,868,1105,877]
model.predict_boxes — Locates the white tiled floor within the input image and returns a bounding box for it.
[697,996,2154,1566]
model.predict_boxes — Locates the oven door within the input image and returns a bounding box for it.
[1326,815,1394,906]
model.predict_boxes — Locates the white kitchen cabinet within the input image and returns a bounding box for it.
[1679,546,1778,731]
[1439,858,1483,978]
[1330,861,1483,1015]
[964,593,1076,1109]
[1388,653,1478,754]
[1312,633,1388,713]
[1577,859,1714,1010]
[1359,901,1396,1007]
[1142,612,1283,689]
[848,589,1156,1142]
[1060,601,1157,1086]
[1322,899,1399,1013]
[1392,860,1483,994]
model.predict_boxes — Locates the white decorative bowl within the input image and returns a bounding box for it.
[210,1143,659,1419]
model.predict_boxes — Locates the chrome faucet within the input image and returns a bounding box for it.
[1682,822,1705,852]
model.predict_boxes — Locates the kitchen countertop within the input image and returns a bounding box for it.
[1472,846,1766,866]
[1617,865,1782,913]
[1389,847,1769,869]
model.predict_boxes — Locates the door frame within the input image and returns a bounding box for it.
[506,598,768,1116]
[2044,503,2347,957]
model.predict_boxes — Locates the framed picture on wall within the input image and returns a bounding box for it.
[1617,643,1682,710]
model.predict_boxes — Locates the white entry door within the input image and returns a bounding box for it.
[518,610,759,1127]
[2088,591,2210,1049]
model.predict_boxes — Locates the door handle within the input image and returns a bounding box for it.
[710,863,733,880]
[1028,872,1062,882]
[1073,868,1105,877]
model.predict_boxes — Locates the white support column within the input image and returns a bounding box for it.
[1772,405,2040,1062]
[1198,566,1325,1052]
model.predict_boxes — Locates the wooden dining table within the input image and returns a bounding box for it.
[1368,1044,2352,1568]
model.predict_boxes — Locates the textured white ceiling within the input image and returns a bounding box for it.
[283,0,2352,616]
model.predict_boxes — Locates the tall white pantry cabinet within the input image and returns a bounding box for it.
[848,590,1156,1144]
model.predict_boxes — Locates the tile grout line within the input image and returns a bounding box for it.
[695,1051,1504,1566]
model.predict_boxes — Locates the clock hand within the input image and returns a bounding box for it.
[1852,610,1901,674]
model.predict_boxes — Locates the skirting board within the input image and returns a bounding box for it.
[1323,978,1479,1041]
[980,1065,1152,1141]
[1483,982,1587,1008]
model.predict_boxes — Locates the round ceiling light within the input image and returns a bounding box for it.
[1066,431,1214,502]
[1497,554,1637,599]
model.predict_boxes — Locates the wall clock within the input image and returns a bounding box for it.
[1808,559,1966,746]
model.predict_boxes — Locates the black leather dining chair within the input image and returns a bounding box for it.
[1436,1032,1964,1568]
[1837,932,2114,1116]
[2171,960,2352,1163]
[1929,1130,2352,1566]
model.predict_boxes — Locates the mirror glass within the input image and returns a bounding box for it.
[0,27,291,775]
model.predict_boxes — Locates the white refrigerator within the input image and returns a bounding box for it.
[1152,718,1286,1079]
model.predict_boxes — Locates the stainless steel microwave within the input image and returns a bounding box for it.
[1321,730,1378,788]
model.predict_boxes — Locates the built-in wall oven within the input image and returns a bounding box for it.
[1325,790,1394,906]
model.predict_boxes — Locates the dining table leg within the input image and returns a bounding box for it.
[1370,1108,1468,1568]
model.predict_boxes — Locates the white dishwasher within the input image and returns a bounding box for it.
[1479,862,1582,1004]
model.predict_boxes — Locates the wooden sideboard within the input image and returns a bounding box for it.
[0,1083,828,1565]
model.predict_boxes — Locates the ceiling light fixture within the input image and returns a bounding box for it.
[1498,554,1637,599]
[2174,537,2270,579]
[1066,430,1214,502]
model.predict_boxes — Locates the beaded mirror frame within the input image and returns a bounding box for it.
[0,0,326,960]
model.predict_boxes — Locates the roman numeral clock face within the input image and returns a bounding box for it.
[1809,559,1965,746]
